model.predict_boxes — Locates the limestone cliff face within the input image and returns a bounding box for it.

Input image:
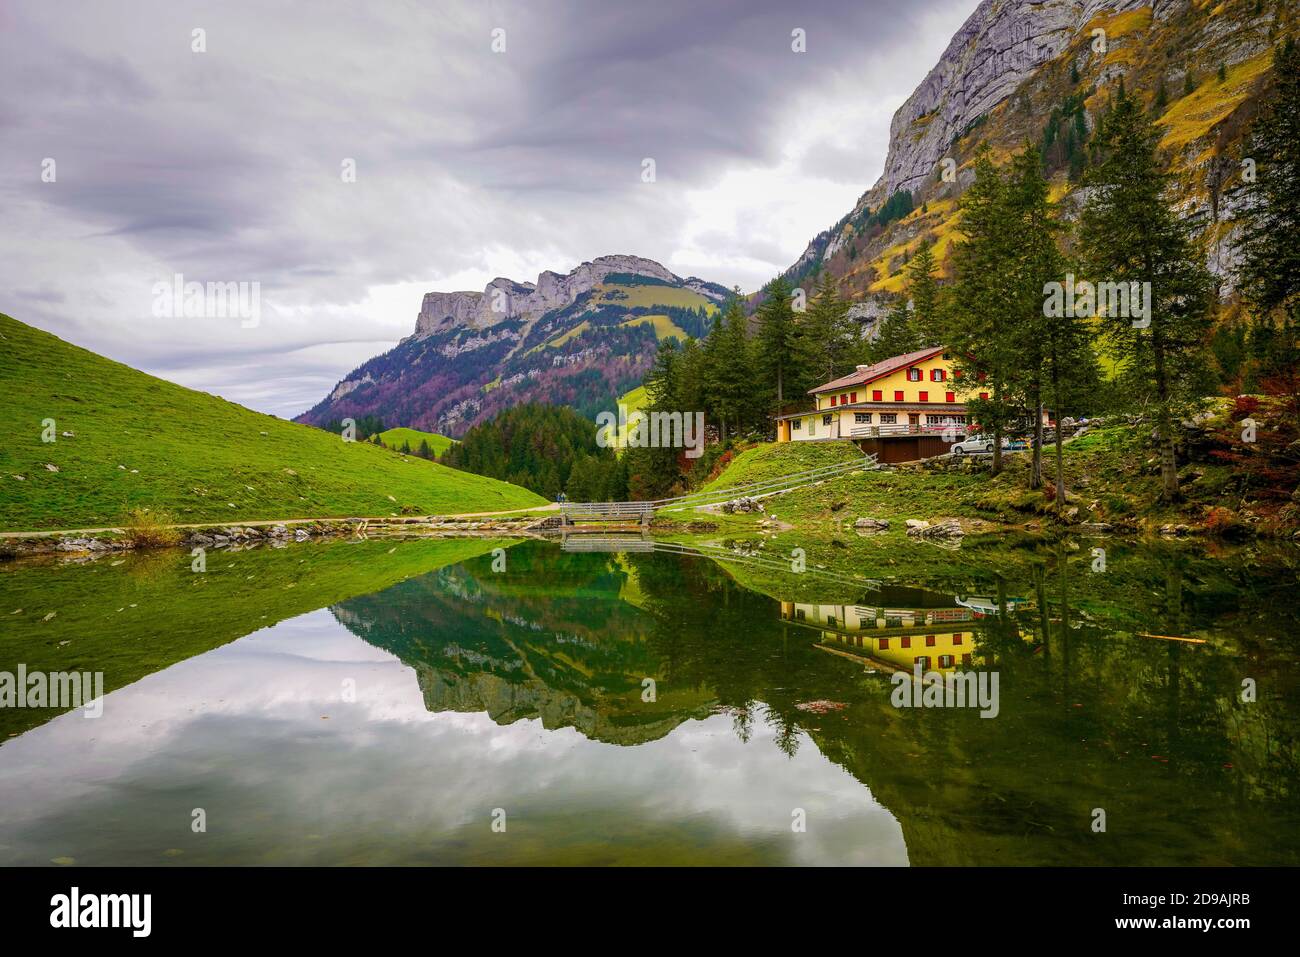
[412,254,681,337]
[783,0,1275,310]
[874,0,1150,199]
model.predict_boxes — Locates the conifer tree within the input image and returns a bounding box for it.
[754,276,798,411]
[943,151,1021,475]
[1238,37,1300,396]
[906,239,941,344]
[703,297,754,443]
[867,295,922,365]
[794,272,856,387]
[1080,86,1214,500]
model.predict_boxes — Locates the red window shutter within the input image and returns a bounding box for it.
[880,638,890,650]
[953,633,962,645]
[946,392,956,403]
[850,392,857,403]
[872,390,882,402]
[830,395,837,406]
[919,391,928,402]
[894,390,904,402]
[901,636,911,649]
[926,635,936,647]
[980,392,989,400]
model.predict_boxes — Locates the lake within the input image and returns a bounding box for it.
[1,533,1297,865]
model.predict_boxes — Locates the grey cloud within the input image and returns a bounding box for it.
[0,0,975,417]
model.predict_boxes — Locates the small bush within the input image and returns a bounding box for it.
[122,507,182,548]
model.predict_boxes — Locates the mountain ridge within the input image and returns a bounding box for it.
[299,254,729,436]
[783,0,1283,319]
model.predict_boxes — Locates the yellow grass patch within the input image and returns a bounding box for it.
[1157,50,1272,149]
[599,283,713,311]
[620,313,688,340]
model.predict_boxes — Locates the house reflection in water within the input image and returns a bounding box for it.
[780,589,1030,673]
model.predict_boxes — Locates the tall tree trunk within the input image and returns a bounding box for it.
[1030,395,1044,489]
[991,382,1004,475]
[1054,418,1066,508]
[1152,335,1179,500]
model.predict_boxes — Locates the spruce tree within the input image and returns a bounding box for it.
[1007,146,1098,500]
[702,298,753,443]
[943,151,1021,475]
[1080,86,1214,500]
[1238,37,1300,390]
[867,295,922,364]
[754,276,799,411]
[907,239,941,344]
[795,272,856,387]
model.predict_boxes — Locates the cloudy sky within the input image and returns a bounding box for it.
[1,0,976,418]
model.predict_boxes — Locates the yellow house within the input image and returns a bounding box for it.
[776,347,982,449]
[780,598,1034,673]
[780,599,983,673]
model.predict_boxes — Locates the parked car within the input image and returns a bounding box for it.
[949,436,1026,456]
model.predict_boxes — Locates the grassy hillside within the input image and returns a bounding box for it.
[0,314,546,532]
[374,427,455,457]
[599,384,649,450]
[696,440,866,494]
[688,411,1299,538]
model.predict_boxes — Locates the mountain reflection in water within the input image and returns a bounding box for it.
[0,535,1297,865]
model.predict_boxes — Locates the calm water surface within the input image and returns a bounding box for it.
[1,534,1297,865]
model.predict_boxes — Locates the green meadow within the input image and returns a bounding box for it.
[0,314,545,532]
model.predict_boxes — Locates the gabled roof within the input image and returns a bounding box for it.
[808,346,946,395]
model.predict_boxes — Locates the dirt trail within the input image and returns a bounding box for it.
[0,503,562,540]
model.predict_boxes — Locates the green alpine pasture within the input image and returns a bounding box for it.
[0,314,546,532]
[696,439,866,494]
[373,427,455,457]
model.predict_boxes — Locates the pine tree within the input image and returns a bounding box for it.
[1007,145,1097,499]
[907,239,941,344]
[794,272,856,387]
[418,439,432,459]
[702,297,753,443]
[1080,86,1215,500]
[1238,39,1300,358]
[943,150,1022,475]
[867,295,922,364]
[754,276,798,411]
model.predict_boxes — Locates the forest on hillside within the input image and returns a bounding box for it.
[623,43,1300,507]
[439,403,627,502]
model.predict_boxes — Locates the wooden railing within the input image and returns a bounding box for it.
[847,423,967,438]
[559,454,878,525]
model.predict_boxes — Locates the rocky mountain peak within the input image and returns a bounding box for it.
[870,0,1154,203]
[412,254,681,338]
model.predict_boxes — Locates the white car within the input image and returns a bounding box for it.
[949,436,1025,456]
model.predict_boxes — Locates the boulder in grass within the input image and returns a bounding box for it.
[854,517,890,531]
[908,518,964,539]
